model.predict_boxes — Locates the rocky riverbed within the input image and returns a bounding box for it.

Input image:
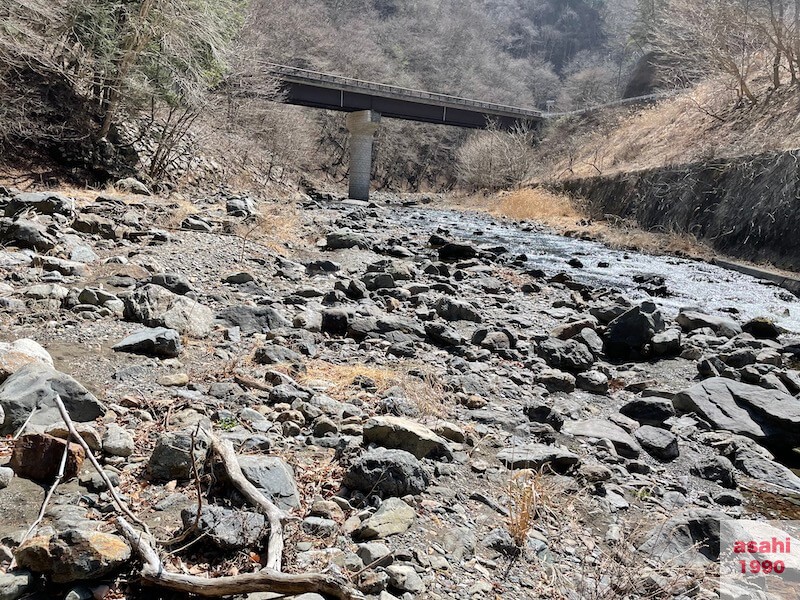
[1,183,800,599]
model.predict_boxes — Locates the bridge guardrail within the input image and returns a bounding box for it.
[263,62,543,118]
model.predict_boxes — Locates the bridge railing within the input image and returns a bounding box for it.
[263,62,543,118]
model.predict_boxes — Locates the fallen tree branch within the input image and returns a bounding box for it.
[209,434,286,571]
[117,517,363,600]
[53,394,151,535]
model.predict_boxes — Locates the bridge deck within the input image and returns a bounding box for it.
[266,63,543,129]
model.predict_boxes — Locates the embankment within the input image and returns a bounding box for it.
[555,149,800,272]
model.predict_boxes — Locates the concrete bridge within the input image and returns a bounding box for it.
[266,63,544,200]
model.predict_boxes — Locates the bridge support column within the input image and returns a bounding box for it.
[346,110,381,201]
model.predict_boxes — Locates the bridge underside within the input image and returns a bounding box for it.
[282,82,535,130]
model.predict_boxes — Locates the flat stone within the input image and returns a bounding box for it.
[673,377,800,449]
[123,284,213,338]
[102,423,135,457]
[619,397,676,426]
[497,444,579,472]
[633,426,679,461]
[363,416,452,460]
[676,310,741,338]
[356,498,415,540]
[182,506,267,550]
[112,327,182,358]
[237,455,301,511]
[563,419,642,458]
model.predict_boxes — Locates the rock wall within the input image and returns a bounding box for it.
[555,150,800,271]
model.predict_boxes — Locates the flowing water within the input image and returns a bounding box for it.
[399,207,800,333]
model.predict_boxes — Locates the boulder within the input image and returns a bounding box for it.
[676,309,742,338]
[148,429,209,482]
[619,398,675,426]
[673,377,800,449]
[633,426,679,461]
[638,509,723,566]
[326,231,370,250]
[14,529,131,583]
[363,416,452,460]
[4,191,73,216]
[181,506,268,550]
[216,305,291,335]
[149,273,192,295]
[112,327,182,358]
[356,498,415,539]
[435,298,482,323]
[11,433,85,481]
[604,301,665,359]
[0,339,53,383]
[497,444,579,472]
[0,363,105,435]
[116,177,151,195]
[563,419,642,458]
[537,338,594,372]
[102,423,135,458]
[437,242,477,261]
[123,284,212,337]
[344,448,429,497]
[237,456,301,511]
[0,220,57,252]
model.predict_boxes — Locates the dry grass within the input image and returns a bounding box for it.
[505,469,551,547]
[233,202,303,256]
[297,360,449,418]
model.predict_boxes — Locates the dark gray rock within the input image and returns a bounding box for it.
[497,444,579,472]
[639,509,722,566]
[149,273,192,295]
[112,327,182,358]
[344,448,429,497]
[604,301,665,360]
[634,426,679,461]
[743,317,780,339]
[619,398,676,426]
[0,364,105,435]
[435,298,482,322]
[0,220,57,252]
[730,447,800,492]
[148,429,210,482]
[363,416,452,460]
[253,344,302,365]
[237,456,301,510]
[563,419,642,458]
[4,192,73,217]
[226,197,256,217]
[425,322,463,347]
[673,377,800,449]
[181,506,267,550]
[216,305,291,335]
[438,242,478,261]
[676,310,742,338]
[690,455,737,488]
[321,309,349,337]
[123,284,212,337]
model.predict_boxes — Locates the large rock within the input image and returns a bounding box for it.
[123,284,212,337]
[673,377,800,449]
[730,446,800,492]
[356,498,415,539]
[563,419,642,458]
[604,301,665,359]
[363,416,452,460]
[0,339,53,383]
[0,363,106,435]
[237,456,301,511]
[633,426,679,461]
[344,448,429,497]
[497,444,579,472]
[676,309,742,338]
[112,327,182,358]
[326,231,370,250]
[14,529,131,583]
[181,506,268,550]
[4,191,73,217]
[435,298,482,323]
[619,397,675,426]
[639,509,722,566]
[216,305,291,335]
[536,338,594,372]
[11,433,85,481]
[0,220,57,252]
[0,570,32,599]
[148,429,209,482]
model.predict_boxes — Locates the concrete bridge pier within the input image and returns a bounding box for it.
[346,110,381,200]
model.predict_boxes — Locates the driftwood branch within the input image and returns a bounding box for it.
[53,394,151,535]
[117,517,363,600]
[209,434,285,571]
